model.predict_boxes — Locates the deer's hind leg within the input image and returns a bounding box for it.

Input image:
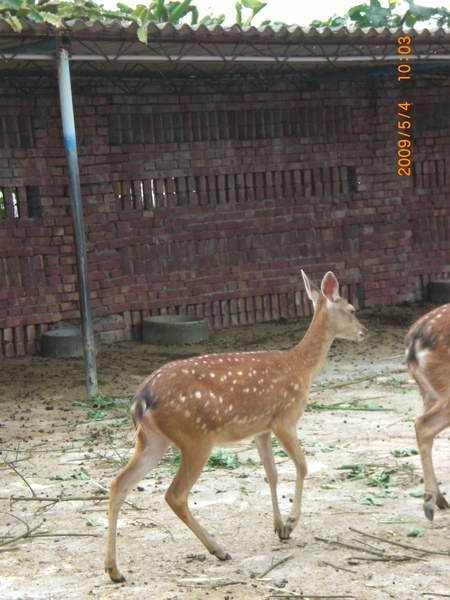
[105,424,170,583]
[165,440,231,561]
[415,394,450,520]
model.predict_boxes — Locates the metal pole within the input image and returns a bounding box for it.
[57,46,98,398]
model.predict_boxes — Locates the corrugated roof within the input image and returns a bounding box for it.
[1,19,449,85]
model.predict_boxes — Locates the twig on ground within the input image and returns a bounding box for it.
[179,576,355,598]
[349,527,450,556]
[259,553,294,578]
[0,521,43,549]
[11,495,109,503]
[6,461,36,496]
[320,560,354,573]
[314,536,387,557]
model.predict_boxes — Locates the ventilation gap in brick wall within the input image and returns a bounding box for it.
[108,106,353,145]
[0,115,34,149]
[26,186,43,218]
[124,166,358,209]
[413,159,447,188]
[347,167,358,193]
[0,187,21,219]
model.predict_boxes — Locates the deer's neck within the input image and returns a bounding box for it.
[291,303,335,385]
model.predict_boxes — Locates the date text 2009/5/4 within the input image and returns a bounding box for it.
[397,36,412,177]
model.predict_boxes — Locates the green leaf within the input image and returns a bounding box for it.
[407,527,424,537]
[116,2,134,14]
[39,11,63,26]
[0,0,22,10]
[137,24,148,44]
[362,400,384,411]
[242,0,266,10]
[377,490,398,498]
[51,473,72,481]
[206,450,239,470]
[360,495,384,506]
[392,448,418,457]
[409,491,424,498]
[73,471,89,480]
[169,0,193,22]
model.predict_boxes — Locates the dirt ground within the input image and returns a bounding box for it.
[2,302,450,600]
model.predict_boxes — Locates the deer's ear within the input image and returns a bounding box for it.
[321,271,340,302]
[301,270,321,305]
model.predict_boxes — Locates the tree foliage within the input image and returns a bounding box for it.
[310,0,450,29]
[0,0,449,46]
[0,0,266,42]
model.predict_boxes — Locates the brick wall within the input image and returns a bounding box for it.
[1,77,449,357]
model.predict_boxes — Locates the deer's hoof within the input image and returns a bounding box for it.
[106,565,126,583]
[424,503,435,522]
[276,522,294,540]
[212,550,231,561]
[437,493,450,510]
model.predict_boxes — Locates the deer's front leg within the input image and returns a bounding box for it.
[255,432,284,534]
[272,423,307,539]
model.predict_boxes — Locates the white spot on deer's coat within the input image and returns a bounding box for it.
[195,391,202,399]
[184,410,191,418]
[210,373,216,378]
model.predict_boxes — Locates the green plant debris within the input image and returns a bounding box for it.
[307,399,387,411]
[409,491,424,498]
[86,519,102,527]
[73,393,132,423]
[215,487,228,494]
[380,516,404,523]
[159,449,239,473]
[377,490,398,499]
[240,486,255,493]
[246,457,262,467]
[360,495,384,506]
[407,528,425,538]
[392,448,419,457]
[51,469,89,481]
[298,435,343,453]
[205,450,239,470]
[336,462,415,488]
[158,450,181,471]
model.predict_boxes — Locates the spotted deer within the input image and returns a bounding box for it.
[105,271,367,582]
[405,303,450,521]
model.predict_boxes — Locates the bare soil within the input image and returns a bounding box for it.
[2,302,450,600]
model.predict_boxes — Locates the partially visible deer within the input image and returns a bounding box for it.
[405,303,450,521]
[105,271,367,583]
